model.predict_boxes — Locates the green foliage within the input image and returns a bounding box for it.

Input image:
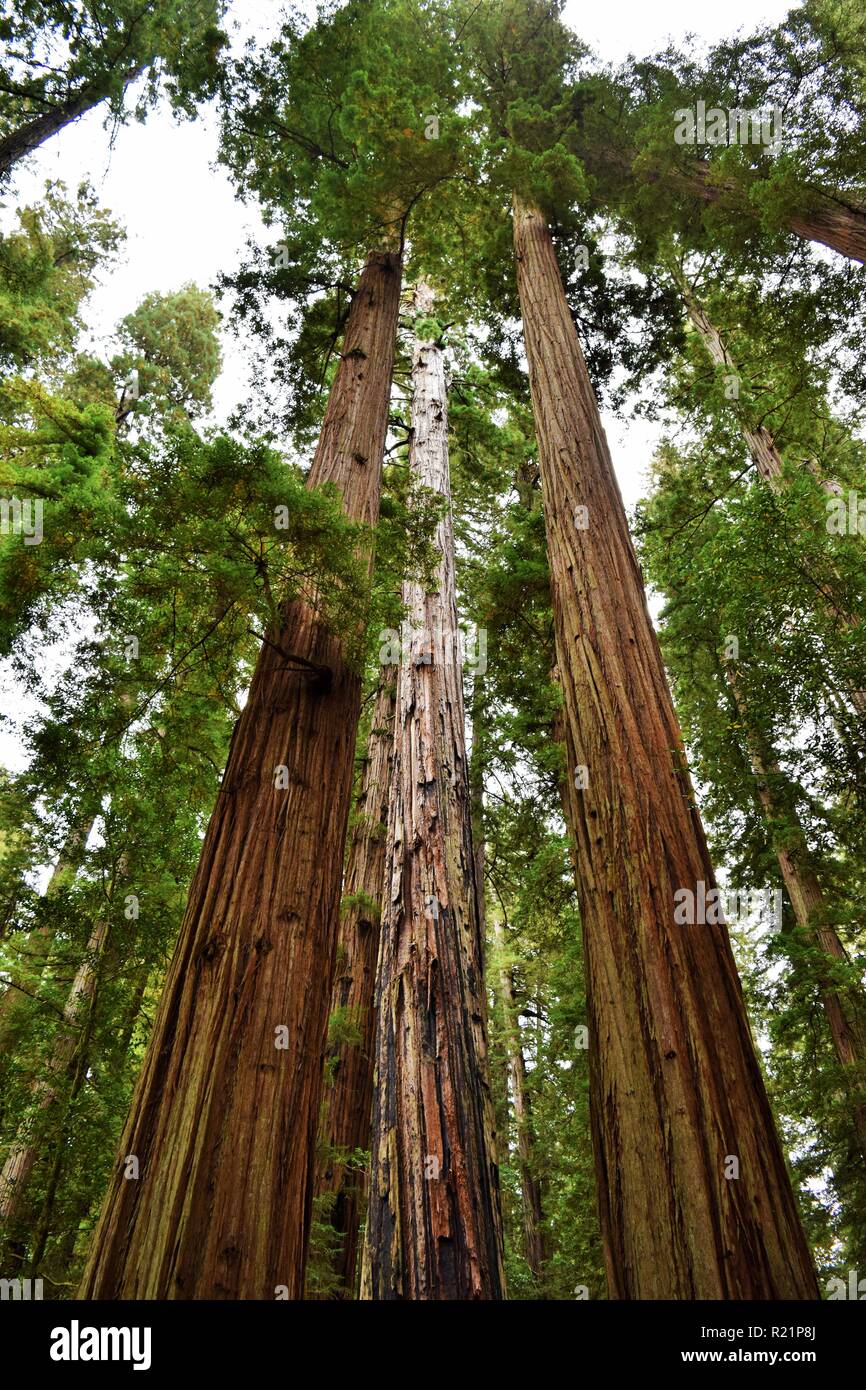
[112,284,223,422]
[0,181,123,371]
[3,0,866,1301]
[0,0,228,174]
[326,1005,365,1053]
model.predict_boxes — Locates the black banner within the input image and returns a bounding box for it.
[3,1296,860,1377]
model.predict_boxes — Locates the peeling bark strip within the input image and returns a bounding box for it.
[512,199,817,1300]
[79,250,402,1301]
[362,284,505,1300]
[314,668,397,1296]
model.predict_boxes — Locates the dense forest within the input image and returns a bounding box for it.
[0,0,864,1304]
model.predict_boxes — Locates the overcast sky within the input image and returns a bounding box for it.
[1,0,800,770]
[4,0,799,502]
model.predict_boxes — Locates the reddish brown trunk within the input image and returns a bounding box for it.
[362,285,505,1299]
[513,198,817,1299]
[313,668,396,1297]
[682,163,866,265]
[79,249,402,1300]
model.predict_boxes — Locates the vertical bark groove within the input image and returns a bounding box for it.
[79,249,402,1300]
[362,284,505,1300]
[313,668,397,1296]
[512,198,817,1299]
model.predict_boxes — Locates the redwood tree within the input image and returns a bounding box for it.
[362,284,505,1299]
[79,246,402,1299]
[511,191,816,1298]
[79,0,467,1298]
[313,667,397,1297]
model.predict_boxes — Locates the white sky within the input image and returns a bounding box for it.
[1,0,799,770]
[3,0,800,503]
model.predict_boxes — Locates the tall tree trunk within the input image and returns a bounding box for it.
[671,268,785,490]
[468,684,513,1184]
[491,916,547,1283]
[470,677,547,1283]
[512,197,817,1299]
[671,263,839,493]
[79,248,402,1301]
[0,815,94,1060]
[313,668,396,1297]
[0,67,146,177]
[587,143,866,266]
[724,664,866,1165]
[684,164,866,266]
[0,914,109,1238]
[362,283,505,1300]
[49,964,152,1285]
[671,263,866,713]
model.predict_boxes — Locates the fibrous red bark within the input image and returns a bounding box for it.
[79,249,402,1300]
[313,668,396,1297]
[362,284,505,1300]
[512,197,817,1299]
